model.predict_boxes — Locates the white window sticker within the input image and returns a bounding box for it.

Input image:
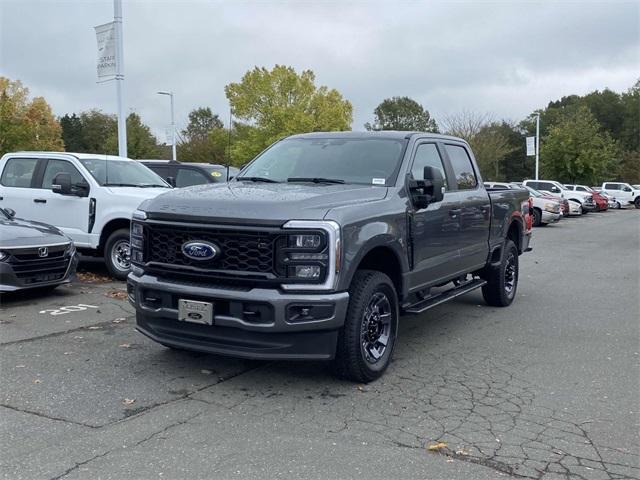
[372,178,386,185]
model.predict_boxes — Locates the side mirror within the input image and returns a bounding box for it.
[408,167,445,209]
[52,172,72,195]
[424,166,445,203]
[4,208,16,219]
[166,176,176,187]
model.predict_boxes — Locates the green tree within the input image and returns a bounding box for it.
[540,106,618,184]
[104,113,161,159]
[619,80,639,152]
[225,65,353,165]
[178,107,227,164]
[59,113,83,151]
[0,77,63,155]
[365,96,439,132]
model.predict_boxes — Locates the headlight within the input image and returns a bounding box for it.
[543,203,558,213]
[130,221,145,265]
[281,220,341,291]
[289,234,322,249]
[0,251,8,262]
[65,243,76,257]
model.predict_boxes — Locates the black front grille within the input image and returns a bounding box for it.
[146,224,281,277]
[9,245,71,285]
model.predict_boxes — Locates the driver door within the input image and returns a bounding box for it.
[407,141,461,290]
[31,158,92,246]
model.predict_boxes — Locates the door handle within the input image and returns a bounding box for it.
[34,198,47,204]
[449,208,461,218]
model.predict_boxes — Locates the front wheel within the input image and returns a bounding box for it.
[532,208,542,227]
[482,240,519,307]
[104,228,131,280]
[332,270,399,383]
[634,197,640,209]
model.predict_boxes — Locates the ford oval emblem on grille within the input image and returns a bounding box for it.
[181,241,220,261]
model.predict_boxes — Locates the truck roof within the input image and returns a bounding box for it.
[287,131,467,142]
[5,151,132,161]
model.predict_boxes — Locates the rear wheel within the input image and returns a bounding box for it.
[332,270,399,383]
[532,208,542,227]
[634,197,640,209]
[104,229,131,280]
[482,240,519,307]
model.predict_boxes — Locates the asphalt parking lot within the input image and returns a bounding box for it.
[1,209,638,480]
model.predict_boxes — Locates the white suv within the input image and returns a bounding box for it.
[601,182,640,209]
[0,152,171,279]
[522,180,596,212]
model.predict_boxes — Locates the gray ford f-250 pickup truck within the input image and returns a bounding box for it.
[128,131,532,382]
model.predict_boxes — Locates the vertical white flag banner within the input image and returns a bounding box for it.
[526,136,536,157]
[95,22,117,78]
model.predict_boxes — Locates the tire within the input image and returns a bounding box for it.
[532,208,542,227]
[104,228,131,280]
[615,202,621,209]
[482,240,519,307]
[634,197,640,209]
[332,270,399,383]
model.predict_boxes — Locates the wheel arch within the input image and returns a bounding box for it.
[98,218,130,254]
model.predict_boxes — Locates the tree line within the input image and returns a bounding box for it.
[1,70,638,184]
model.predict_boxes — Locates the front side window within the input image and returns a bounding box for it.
[176,168,209,187]
[411,143,448,189]
[0,158,39,188]
[239,137,406,186]
[445,144,477,190]
[79,159,169,188]
[42,160,85,189]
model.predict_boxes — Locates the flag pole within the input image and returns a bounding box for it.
[114,0,127,157]
[535,113,540,180]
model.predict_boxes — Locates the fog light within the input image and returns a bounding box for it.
[292,265,321,279]
[131,250,144,263]
[132,223,144,236]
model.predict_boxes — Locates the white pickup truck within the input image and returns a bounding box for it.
[522,179,596,212]
[600,182,640,208]
[0,152,171,279]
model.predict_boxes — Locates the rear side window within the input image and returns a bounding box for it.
[42,160,85,189]
[411,143,448,189]
[604,183,620,190]
[0,158,39,188]
[176,168,209,188]
[445,145,477,189]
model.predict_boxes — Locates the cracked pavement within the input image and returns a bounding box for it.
[0,210,638,479]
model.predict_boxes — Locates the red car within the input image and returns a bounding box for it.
[590,191,609,211]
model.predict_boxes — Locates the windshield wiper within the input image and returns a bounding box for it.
[139,184,170,188]
[287,177,345,184]
[103,183,141,187]
[236,176,279,183]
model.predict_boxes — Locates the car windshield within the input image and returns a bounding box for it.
[524,186,543,197]
[79,159,170,187]
[238,137,407,185]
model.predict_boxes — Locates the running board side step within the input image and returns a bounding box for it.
[403,279,487,314]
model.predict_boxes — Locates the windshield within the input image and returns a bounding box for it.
[79,159,170,187]
[238,137,406,185]
[524,186,543,197]
[201,165,231,182]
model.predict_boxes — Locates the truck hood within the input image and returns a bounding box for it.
[103,186,172,200]
[142,182,388,224]
[0,217,71,248]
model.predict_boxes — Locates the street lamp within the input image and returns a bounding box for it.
[157,91,176,161]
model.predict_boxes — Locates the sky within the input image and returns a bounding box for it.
[1,0,638,142]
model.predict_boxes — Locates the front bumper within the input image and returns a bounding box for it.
[128,272,350,360]
[541,211,561,224]
[0,254,77,292]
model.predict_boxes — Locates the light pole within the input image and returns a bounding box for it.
[157,91,176,161]
[535,113,540,180]
[114,0,127,157]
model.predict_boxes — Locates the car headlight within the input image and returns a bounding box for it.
[0,251,8,262]
[543,203,558,213]
[280,220,341,290]
[130,221,145,264]
[65,243,76,257]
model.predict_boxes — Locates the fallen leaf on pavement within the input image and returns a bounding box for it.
[427,442,448,451]
[76,271,111,283]
[356,385,366,392]
[15,365,25,368]
[33,379,42,384]
[122,398,135,405]
[112,318,126,323]
[455,449,470,456]
[105,290,128,300]
[119,343,131,348]
[88,326,102,330]
[63,352,73,355]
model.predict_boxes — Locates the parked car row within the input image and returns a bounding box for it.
[483,178,639,229]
